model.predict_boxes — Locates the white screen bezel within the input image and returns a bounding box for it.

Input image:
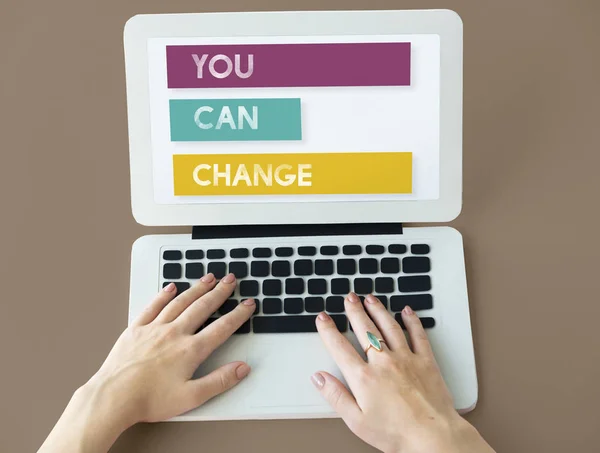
[123,9,463,226]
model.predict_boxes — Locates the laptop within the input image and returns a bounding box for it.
[124,9,477,421]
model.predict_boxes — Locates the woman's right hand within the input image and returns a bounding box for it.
[312,293,495,453]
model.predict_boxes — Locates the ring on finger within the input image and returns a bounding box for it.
[364,331,387,354]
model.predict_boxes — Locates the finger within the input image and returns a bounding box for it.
[177,273,239,332]
[363,294,409,352]
[401,305,434,356]
[193,299,255,354]
[185,361,251,408]
[132,282,178,326]
[316,312,366,381]
[311,371,362,423]
[345,292,387,355]
[156,273,217,323]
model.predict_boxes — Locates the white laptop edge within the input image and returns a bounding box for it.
[123,9,463,226]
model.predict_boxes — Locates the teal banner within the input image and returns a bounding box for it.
[169,98,302,142]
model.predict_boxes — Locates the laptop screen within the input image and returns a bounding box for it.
[147,34,440,205]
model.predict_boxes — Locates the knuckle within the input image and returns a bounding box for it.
[326,385,344,407]
[218,371,235,390]
[161,324,180,340]
[415,330,429,343]
[355,366,373,386]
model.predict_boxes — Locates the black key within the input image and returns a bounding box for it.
[240,280,259,297]
[359,258,378,274]
[275,247,293,257]
[251,261,270,277]
[374,295,388,308]
[263,298,283,314]
[395,314,435,329]
[229,262,248,279]
[342,245,362,255]
[298,246,317,256]
[219,298,238,315]
[234,320,251,334]
[331,278,350,295]
[294,259,313,276]
[186,249,204,260]
[320,245,339,256]
[263,279,282,296]
[381,257,400,274]
[163,263,182,279]
[186,263,204,279]
[207,262,226,279]
[375,277,394,293]
[207,249,226,259]
[391,294,433,311]
[253,247,272,258]
[315,259,334,276]
[403,257,431,274]
[163,281,190,294]
[285,278,305,295]
[398,276,432,293]
[326,296,345,313]
[366,245,385,255]
[230,248,249,258]
[272,260,291,277]
[411,244,430,255]
[337,259,356,275]
[253,314,347,333]
[284,298,304,314]
[308,279,327,295]
[354,278,373,294]
[305,296,325,313]
[389,244,407,254]
[163,250,182,260]
[252,299,260,316]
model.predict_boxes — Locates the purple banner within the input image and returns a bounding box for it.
[166,42,411,89]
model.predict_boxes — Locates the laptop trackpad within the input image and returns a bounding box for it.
[246,334,345,408]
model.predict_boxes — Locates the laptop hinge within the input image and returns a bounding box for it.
[191,223,403,240]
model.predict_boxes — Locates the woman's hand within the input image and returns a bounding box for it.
[39,273,254,453]
[312,293,494,453]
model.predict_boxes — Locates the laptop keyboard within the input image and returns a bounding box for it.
[161,242,435,334]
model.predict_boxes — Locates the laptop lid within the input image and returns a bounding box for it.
[124,10,463,226]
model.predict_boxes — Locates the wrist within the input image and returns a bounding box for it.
[71,377,134,442]
[402,415,494,453]
[39,380,132,453]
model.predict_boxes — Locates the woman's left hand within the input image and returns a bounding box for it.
[39,272,254,453]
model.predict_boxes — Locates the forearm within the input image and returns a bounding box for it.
[38,381,131,453]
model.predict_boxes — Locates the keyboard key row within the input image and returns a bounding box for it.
[163,257,430,280]
[233,275,431,297]
[163,244,429,261]
[198,313,435,334]
[162,275,432,297]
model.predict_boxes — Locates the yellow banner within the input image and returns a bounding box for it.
[173,152,412,196]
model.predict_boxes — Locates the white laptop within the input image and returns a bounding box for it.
[124,9,477,421]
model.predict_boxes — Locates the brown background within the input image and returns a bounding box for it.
[1,1,599,452]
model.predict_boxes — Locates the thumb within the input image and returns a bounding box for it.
[187,361,251,407]
[311,371,362,421]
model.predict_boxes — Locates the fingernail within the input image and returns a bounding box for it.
[347,292,359,303]
[365,294,378,304]
[236,363,251,379]
[201,273,215,283]
[242,298,255,306]
[403,305,414,315]
[222,273,235,283]
[318,312,331,321]
[311,372,325,389]
[163,282,176,292]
